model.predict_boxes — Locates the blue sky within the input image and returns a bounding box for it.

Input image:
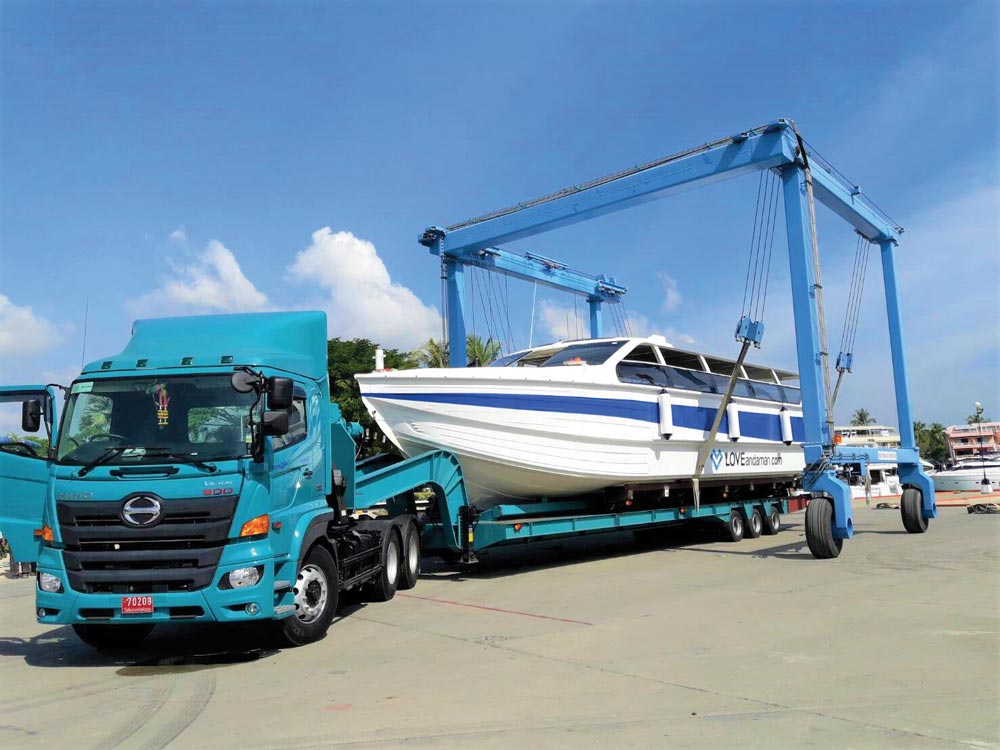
[1,0,997,431]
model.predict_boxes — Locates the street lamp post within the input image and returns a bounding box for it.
[975,402,992,494]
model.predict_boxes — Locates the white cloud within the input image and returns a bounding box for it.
[286,228,440,349]
[168,227,187,242]
[537,299,587,341]
[658,272,682,312]
[127,241,271,317]
[0,295,62,356]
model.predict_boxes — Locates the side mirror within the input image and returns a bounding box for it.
[21,399,42,433]
[268,377,294,411]
[262,410,289,437]
[231,370,261,394]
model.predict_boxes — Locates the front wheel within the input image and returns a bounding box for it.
[274,544,340,647]
[73,623,154,650]
[900,488,928,534]
[805,498,843,559]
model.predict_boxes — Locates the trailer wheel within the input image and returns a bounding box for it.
[900,488,928,534]
[722,510,744,542]
[72,623,154,650]
[805,498,843,559]
[762,506,781,535]
[366,529,402,602]
[275,544,340,647]
[744,508,763,539]
[399,520,421,590]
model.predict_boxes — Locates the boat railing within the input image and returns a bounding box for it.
[616,362,802,405]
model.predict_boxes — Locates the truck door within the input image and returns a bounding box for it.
[0,386,60,564]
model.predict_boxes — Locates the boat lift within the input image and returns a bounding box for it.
[418,231,628,366]
[417,118,936,559]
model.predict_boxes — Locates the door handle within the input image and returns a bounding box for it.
[301,468,314,478]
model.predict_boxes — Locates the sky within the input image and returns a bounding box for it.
[1,0,997,434]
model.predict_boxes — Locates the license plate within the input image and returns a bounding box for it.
[121,595,154,614]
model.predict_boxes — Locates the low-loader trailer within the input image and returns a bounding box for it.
[0,311,789,649]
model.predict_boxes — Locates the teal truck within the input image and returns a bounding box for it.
[0,310,790,649]
[0,312,475,648]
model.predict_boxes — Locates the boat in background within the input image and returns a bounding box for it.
[358,336,806,508]
[932,455,1000,493]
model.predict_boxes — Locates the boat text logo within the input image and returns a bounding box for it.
[709,451,784,472]
[710,449,724,470]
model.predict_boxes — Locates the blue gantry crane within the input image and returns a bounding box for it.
[417,118,936,558]
[418,232,628,365]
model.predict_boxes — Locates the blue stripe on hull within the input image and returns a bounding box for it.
[369,391,805,443]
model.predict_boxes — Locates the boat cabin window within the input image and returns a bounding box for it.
[499,347,563,368]
[704,356,738,376]
[541,341,628,367]
[658,348,705,371]
[743,364,777,383]
[621,345,660,364]
[490,351,529,367]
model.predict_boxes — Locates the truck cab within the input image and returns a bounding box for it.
[0,311,428,648]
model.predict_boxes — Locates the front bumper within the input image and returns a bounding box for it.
[35,541,294,625]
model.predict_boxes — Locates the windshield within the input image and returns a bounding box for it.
[56,375,259,466]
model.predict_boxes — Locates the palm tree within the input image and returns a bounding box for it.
[414,338,448,368]
[850,408,876,426]
[967,412,990,425]
[466,335,501,366]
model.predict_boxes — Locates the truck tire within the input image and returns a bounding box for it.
[366,528,402,602]
[399,520,421,590]
[72,623,154,650]
[900,488,928,534]
[275,544,340,647]
[762,506,781,535]
[721,510,744,542]
[805,497,843,559]
[744,508,763,538]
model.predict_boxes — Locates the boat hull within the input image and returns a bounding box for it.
[359,373,806,507]
[932,466,1000,493]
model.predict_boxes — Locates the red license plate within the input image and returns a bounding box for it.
[121,595,154,614]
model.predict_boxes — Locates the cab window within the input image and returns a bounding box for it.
[271,392,308,451]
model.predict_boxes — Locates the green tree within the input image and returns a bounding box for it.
[327,338,417,430]
[850,408,876,426]
[466,335,501,366]
[913,421,949,465]
[967,411,990,425]
[414,336,501,368]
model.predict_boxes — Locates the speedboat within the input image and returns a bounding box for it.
[357,336,806,507]
[932,456,1000,493]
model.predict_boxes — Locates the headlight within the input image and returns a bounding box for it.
[228,567,261,589]
[38,573,63,593]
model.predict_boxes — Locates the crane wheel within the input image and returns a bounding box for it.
[805,498,843,559]
[900,488,928,534]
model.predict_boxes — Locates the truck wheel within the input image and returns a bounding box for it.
[721,510,744,542]
[399,520,421,590]
[72,623,154,650]
[276,544,340,647]
[900,488,928,534]
[805,498,843,559]
[366,529,402,602]
[762,506,781,535]
[744,508,763,539]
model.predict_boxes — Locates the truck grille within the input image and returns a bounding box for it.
[56,497,238,594]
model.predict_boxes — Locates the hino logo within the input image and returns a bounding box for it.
[121,495,163,528]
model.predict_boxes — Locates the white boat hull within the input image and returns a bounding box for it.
[933,466,1000,493]
[359,372,806,507]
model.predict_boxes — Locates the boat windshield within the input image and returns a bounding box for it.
[55,375,259,466]
[490,341,627,368]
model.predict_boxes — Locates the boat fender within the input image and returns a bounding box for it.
[657,390,673,439]
[726,403,741,442]
[779,407,793,445]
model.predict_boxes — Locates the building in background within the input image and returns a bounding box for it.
[945,422,1000,463]
[834,425,901,449]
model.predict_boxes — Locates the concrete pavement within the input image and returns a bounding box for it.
[0,506,997,749]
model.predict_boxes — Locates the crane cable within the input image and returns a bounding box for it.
[740,169,781,327]
[831,232,872,407]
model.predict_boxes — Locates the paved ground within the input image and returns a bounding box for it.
[0,505,997,749]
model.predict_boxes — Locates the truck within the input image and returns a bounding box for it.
[0,310,791,649]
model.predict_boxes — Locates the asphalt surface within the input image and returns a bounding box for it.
[0,505,997,749]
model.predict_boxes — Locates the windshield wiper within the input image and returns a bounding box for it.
[77,446,131,477]
[142,449,218,473]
